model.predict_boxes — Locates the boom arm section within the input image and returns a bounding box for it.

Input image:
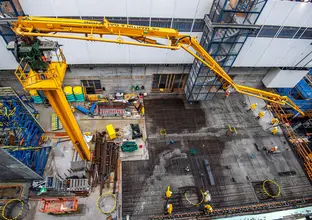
[11,16,303,114]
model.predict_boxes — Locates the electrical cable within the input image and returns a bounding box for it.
[96,192,117,214]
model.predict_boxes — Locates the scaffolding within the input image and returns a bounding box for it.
[0,87,49,176]
[0,0,24,43]
[186,0,267,101]
[276,69,312,116]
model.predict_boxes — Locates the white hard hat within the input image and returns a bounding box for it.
[256,103,258,105]
[274,146,278,149]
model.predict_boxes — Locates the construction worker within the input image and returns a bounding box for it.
[248,103,258,111]
[224,90,231,99]
[264,104,271,110]
[165,186,172,199]
[268,146,278,153]
[166,204,173,215]
[203,190,211,203]
[257,111,266,119]
[204,204,213,213]
[271,118,279,125]
[271,127,278,135]
[222,83,230,91]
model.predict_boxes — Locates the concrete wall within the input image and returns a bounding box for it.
[19,0,213,18]
[64,65,190,93]
[256,1,312,27]
[233,38,312,68]
[262,68,308,88]
[229,67,269,89]
[0,65,190,95]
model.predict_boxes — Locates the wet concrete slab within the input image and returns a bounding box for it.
[122,94,312,220]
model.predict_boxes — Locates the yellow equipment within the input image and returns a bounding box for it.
[257,111,266,119]
[272,127,278,135]
[10,16,304,160]
[204,204,213,212]
[271,118,279,125]
[249,103,258,111]
[165,186,172,199]
[166,204,173,215]
[106,124,117,140]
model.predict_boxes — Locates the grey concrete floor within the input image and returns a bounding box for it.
[122,94,312,220]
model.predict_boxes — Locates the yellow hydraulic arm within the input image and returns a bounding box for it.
[10,16,304,159]
[11,16,303,114]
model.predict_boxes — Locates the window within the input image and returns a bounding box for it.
[58,16,81,19]
[81,80,101,94]
[172,19,193,32]
[192,19,204,32]
[128,17,149,26]
[105,17,127,24]
[277,27,299,38]
[258,26,280,37]
[151,18,171,28]
[81,16,104,21]
[301,28,312,39]
[152,74,187,92]
[294,27,306,39]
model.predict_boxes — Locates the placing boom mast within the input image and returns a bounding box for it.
[9,16,304,159]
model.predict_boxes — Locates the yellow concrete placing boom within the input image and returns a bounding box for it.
[10,16,304,159]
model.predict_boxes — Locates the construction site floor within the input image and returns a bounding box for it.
[122,94,312,219]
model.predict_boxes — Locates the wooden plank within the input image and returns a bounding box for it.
[171,74,175,90]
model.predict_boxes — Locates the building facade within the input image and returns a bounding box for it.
[0,0,312,96]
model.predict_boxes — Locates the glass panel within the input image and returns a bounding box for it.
[294,28,306,39]
[128,17,149,26]
[173,75,182,88]
[252,1,266,12]
[229,43,243,55]
[159,75,167,89]
[193,86,201,93]
[224,56,236,66]
[213,28,226,42]
[152,75,160,89]
[209,43,220,54]
[81,16,104,21]
[236,34,248,42]
[151,18,171,28]
[105,17,127,24]
[245,13,258,24]
[277,27,299,38]
[196,77,206,85]
[258,26,280,37]
[301,28,312,40]
[192,19,204,32]
[172,19,193,32]
[199,66,210,76]
[94,80,101,89]
[197,93,207,100]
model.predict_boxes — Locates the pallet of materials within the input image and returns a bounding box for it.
[96,102,127,117]
[51,113,63,131]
